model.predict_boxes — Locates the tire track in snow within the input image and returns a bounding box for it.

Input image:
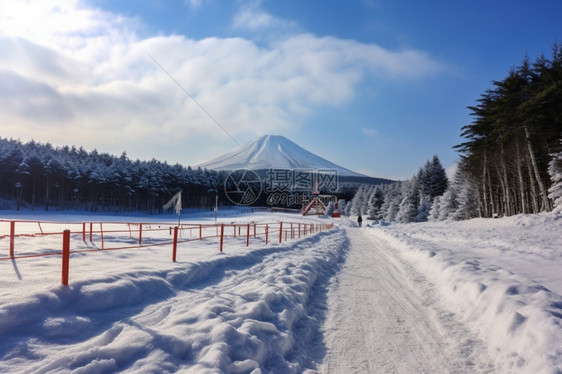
[319,227,495,374]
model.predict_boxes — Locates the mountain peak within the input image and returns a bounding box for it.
[194,135,365,177]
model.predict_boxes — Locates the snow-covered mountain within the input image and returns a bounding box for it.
[195,135,366,177]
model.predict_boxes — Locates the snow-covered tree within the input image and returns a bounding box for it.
[453,182,478,220]
[0,137,227,212]
[396,179,418,223]
[381,183,402,222]
[344,200,352,216]
[325,200,335,217]
[350,185,368,216]
[416,193,432,222]
[367,187,385,220]
[418,155,448,200]
[437,187,458,220]
[337,198,346,215]
[428,196,441,221]
[396,195,417,223]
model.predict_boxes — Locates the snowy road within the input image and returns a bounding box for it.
[320,227,494,373]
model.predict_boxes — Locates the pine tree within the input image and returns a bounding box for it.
[366,187,384,220]
[416,193,432,222]
[396,193,417,223]
[344,200,353,216]
[350,185,368,216]
[418,155,448,200]
[428,196,441,221]
[438,188,458,220]
[455,44,562,216]
[381,183,401,222]
[453,183,478,220]
[396,179,418,223]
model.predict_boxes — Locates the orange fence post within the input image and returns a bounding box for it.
[89,222,93,243]
[82,222,86,242]
[62,229,70,286]
[233,224,236,238]
[172,226,179,262]
[139,223,143,245]
[246,224,250,247]
[279,222,283,243]
[265,224,269,245]
[219,224,224,252]
[199,225,202,240]
[298,223,301,239]
[254,224,257,239]
[9,221,15,258]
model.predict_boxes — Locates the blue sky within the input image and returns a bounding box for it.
[1,0,561,179]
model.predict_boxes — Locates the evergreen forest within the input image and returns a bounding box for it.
[345,44,562,222]
[0,138,227,212]
[455,44,562,217]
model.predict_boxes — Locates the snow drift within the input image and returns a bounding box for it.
[0,212,346,373]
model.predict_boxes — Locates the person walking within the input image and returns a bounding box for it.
[357,214,363,227]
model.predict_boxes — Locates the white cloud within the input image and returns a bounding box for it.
[0,0,444,165]
[232,0,296,31]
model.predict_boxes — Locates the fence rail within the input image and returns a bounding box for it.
[0,219,334,285]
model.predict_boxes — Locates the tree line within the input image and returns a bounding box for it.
[0,137,368,213]
[0,138,226,212]
[345,44,562,222]
[338,155,457,222]
[343,147,561,223]
[455,44,562,217]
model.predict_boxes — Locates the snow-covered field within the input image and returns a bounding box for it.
[0,209,561,373]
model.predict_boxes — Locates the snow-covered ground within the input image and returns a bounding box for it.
[363,214,562,373]
[0,209,561,373]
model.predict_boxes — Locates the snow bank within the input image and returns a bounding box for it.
[0,212,346,373]
[367,213,562,373]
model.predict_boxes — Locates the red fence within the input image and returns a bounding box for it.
[0,219,334,285]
